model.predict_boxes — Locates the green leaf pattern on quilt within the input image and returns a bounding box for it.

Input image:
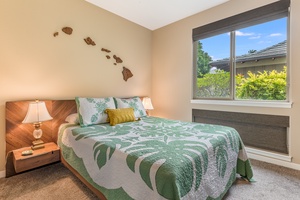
[71,117,242,199]
[72,125,108,140]
[125,139,209,199]
[93,138,132,169]
[72,124,134,141]
[210,137,229,178]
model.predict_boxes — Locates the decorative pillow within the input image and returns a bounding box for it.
[75,97,116,127]
[114,97,147,118]
[65,113,79,124]
[105,108,135,126]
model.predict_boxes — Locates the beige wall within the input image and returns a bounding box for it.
[152,0,300,165]
[0,0,152,171]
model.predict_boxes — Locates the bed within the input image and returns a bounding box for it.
[57,97,253,200]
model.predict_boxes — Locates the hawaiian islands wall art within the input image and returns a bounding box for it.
[53,26,133,82]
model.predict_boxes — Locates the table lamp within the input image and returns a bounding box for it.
[142,97,154,115]
[22,100,53,150]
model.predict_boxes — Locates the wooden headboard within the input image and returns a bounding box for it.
[6,100,77,154]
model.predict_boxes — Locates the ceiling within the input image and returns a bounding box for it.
[85,0,229,30]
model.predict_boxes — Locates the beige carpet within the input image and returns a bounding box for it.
[1,159,300,200]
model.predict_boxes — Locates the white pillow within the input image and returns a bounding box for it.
[75,97,116,127]
[65,113,79,124]
[114,97,147,118]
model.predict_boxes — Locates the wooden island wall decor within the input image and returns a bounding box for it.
[53,26,134,82]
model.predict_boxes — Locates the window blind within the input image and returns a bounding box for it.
[192,0,290,41]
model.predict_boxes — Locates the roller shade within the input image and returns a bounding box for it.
[192,0,290,41]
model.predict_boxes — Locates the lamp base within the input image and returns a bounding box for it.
[31,139,45,150]
[31,144,45,150]
[32,139,44,146]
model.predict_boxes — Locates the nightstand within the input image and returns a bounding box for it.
[12,142,60,173]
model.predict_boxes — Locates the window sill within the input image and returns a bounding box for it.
[191,99,292,108]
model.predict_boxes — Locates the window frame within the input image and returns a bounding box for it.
[192,0,290,103]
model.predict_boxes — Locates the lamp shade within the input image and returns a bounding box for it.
[22,101,53,124]
[142,97,154,110]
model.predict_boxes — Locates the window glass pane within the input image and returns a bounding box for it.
[195,33,231,99]
[235,17,287,100]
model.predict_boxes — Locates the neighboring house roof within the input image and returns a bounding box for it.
[210,40,287,67]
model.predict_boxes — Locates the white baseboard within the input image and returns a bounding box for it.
[0,170,5,178]
[246,147,300,171]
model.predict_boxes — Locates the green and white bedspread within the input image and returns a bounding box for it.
[58,116,253,200]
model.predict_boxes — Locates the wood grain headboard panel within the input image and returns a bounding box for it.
[6,100,77,154]
[52,100,77,142]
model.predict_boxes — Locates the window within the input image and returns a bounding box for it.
[193,0,290,101]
